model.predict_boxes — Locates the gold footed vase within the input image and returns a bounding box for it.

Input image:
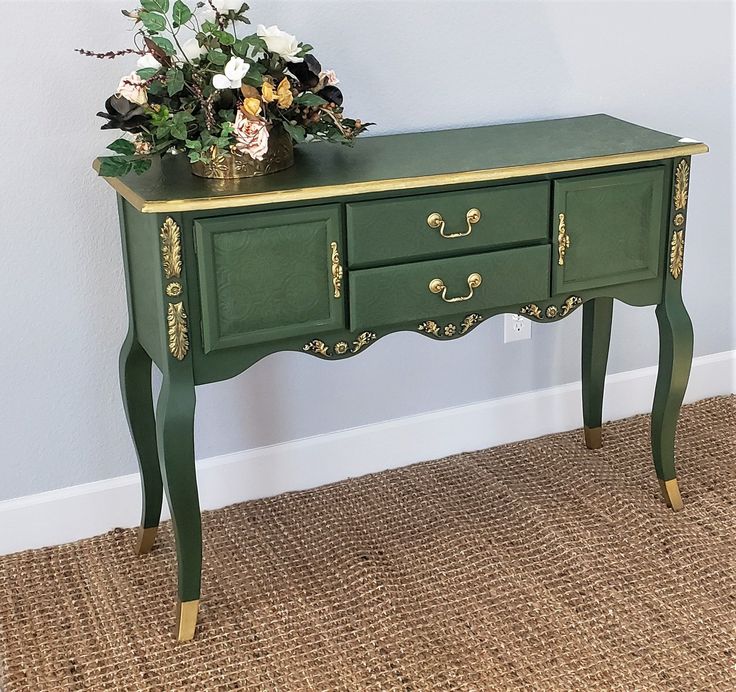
[190,126,294,179]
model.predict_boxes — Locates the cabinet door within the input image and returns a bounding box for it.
[553,167,666,293]
[194,205,344,352]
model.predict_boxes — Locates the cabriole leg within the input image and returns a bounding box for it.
[156,370,201,641]
[651,156,694,512]
[651,296,693,512]
[119,331,163,554]
[581,297,613,449]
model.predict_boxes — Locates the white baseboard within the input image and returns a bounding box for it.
[2,350,733,555]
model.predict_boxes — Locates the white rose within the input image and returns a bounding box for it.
[116,72,148,105]
[137,53,161,70]
[233,111,270,161]
[182,37,206,62]
[256,24,303,63]
[213,0,244,10]
[224,56,249,86]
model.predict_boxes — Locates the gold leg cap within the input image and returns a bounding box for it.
[584,426,602,450]
[176,599,200,641]
[135,526,158,555]
[659,478,684,512]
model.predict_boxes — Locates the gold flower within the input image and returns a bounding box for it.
[261,80,276,103]
[261,78,293,109]
[275,78,293,108]
[241,97,262,117]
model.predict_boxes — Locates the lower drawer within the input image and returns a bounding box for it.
[349,245,550,329]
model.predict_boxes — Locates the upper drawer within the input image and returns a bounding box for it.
[346,181,550,268]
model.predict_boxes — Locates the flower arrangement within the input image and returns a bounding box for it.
[80,1,370,178]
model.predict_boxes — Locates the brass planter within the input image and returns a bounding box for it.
[191,127,294,179]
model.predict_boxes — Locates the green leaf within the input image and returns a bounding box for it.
[147,80,165,96]
[172,0,192,27]
[294,92,327,107]
[171,122,188,140]
[233,35,267,57]
[131,158,153,174]
[214,30,235,46]
[166,67,185,96]
[201,20,218,33]
[141,0,169,12]
[107,139,136,155]
[281,121,306,142]
[98,156,133,177]
[151,36,175,55]
[140,11,166,33]
[188,151,201,163]
[136,67,159,79]
[207,50,228,66]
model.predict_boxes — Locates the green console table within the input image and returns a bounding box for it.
[100,114,708,640]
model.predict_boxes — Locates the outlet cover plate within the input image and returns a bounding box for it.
[504,314,532,343]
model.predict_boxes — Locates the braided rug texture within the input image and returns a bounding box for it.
[0,396,734,691]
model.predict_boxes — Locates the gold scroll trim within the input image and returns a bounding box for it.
[674,160,689,211]
[167,302,189,360]
[303,331,376,358]
[669,230,684,279]
[160,217,182,279]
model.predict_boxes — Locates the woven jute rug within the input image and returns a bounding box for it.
[1,396,734,691]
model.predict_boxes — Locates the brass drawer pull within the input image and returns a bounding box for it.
[428,272,482,303]
[558,212,570,266]
[427,208,481,238]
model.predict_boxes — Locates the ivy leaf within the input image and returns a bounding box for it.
[171,122,188,140]
[151,36,176,56]
[294,92,327,106]
[148,80,165,96]
[131,158,153,174]
[98,156,133,177]
[207,50,228,66]
[233,35,267,57]
[136,67,159,79]
[166,67,185,96]
[172,0,192,27]
[141,0,169,12]
[107,139,136,155]
[214,30,235,46]
[140,11,166,33]
[282,121,306,142]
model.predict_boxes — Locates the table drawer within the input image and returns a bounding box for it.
[349,245,550,329]
[346,182,550,268]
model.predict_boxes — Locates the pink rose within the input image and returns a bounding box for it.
[233,111,270,161]
[116,72,148,105]
[319,70,339,87]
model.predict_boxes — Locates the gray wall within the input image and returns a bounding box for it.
[1,1,733,501]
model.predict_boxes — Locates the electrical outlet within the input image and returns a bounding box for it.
[504,314,531,343]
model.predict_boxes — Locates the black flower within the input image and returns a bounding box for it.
[288,54,344,106]
[97,95,148,133]
[318,85,343,106]
[287,54,321,90]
